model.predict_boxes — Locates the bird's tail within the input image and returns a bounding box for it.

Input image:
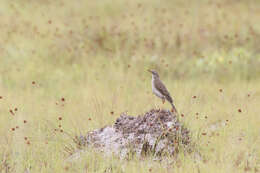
[170,102,178,114]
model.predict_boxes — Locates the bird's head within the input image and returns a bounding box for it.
[148,69,159,78]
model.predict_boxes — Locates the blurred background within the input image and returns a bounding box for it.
[0,0,260,172]
[1,0,260,85]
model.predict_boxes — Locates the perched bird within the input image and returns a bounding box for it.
[148,69,178,113]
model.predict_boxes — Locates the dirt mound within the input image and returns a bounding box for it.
[84,109,191,159]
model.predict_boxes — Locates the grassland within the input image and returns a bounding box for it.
[0,0,259,172]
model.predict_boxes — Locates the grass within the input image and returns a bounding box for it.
[0,0,260,172]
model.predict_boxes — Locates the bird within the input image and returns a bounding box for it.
[148,69,178,113]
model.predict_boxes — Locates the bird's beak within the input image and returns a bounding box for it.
[147,69,152,73]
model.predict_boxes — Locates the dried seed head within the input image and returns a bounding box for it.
[10,110,14,115]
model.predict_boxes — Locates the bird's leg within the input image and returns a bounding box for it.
[162,98,165,104]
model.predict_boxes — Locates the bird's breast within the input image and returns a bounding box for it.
[151,77,164,99]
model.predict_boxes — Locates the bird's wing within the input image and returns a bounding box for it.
[154,79,173,103]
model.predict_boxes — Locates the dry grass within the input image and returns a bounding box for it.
[0,0,260,172]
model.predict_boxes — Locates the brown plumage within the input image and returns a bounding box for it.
[148,69,178,113]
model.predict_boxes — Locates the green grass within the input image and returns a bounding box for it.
[0,0,260,172]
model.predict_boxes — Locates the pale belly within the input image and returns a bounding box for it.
[151,78,164,99]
